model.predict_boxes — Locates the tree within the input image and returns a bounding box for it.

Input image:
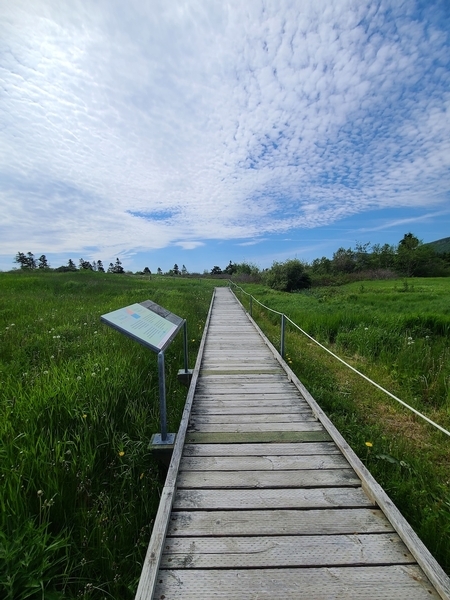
[111,258,124,274]
[38,255,50,269]
[157,267,162,275]
[181,264,187,275]
[79,258,93,270]
[224,261,237,275]
[97,260,105,273]
[67,259,77,271]
[396,233,440,277]
[354,242,371,272]
[370,243,396,270]
[265,259,311,292]
[143,266,151,275]
[14,252,37,269]
[173,264,180,275]
[310,257,332,275]
[331,247,355,274]
[211,266,222,275]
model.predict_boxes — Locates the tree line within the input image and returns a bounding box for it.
[14,253,125,274]
[209,233,450,292]
[12,233,450,292]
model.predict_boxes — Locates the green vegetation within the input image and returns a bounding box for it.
[2,268,450,598]
[233,277,450,575]
[0,270,217,599]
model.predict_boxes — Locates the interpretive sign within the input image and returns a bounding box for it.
[101,299,189,444]
[100,301,184,353]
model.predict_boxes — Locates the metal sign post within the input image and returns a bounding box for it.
[101,300,188,446]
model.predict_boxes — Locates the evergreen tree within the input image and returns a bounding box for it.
[224,261,237,275]
[111,258,124,274]
[14,252,37,269]
[97,260,105,272]
[67,259,77,271]
[79,258,93,270]
[143,266,151,275]
[38,255,50,269]
[173,264,180,275]
[181,264,187,275]
[157,267,162,275]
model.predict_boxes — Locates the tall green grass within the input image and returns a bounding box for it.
[233,278,450,574]
[0,271,217,599]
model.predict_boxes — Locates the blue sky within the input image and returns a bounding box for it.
[1,0,449,274]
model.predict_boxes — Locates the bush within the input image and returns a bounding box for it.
[264,259,311,292]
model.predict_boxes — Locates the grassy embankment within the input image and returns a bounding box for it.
[233,277,450,575]
[0,270,217,599]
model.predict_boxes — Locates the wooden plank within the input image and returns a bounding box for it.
[187,422,324,433]
[195,383,295,391]
[193,400,307,407]
[174,487,373,510]
[154,566,440,599]
[160,533,415,569]
[200,369,282,375]
[182,442,341,456]
[185,431,332,443]
[180,454,350,470]
[189,413,317,424]
[167,508,394,537]
[191,404,312,414]
[177,468,360,489]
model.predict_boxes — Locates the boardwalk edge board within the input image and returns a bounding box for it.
[134,290,216,600]
[233,289,450,600]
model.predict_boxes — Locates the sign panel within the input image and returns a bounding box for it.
[101,302,183,352]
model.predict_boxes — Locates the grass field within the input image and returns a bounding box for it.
[0,270,218,599]
[1,271,449,598]
[232,277,450,575]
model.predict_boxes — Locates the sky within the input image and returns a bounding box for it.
[1,0,449,274]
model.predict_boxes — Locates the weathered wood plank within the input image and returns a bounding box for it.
[187,422,324,433]
[191,403,313,418]
[167,508,394,537]
[200,369,282,375]
[174,487,372,510]
[160,533,415,569]
[154,566,440,599]
[185,431,332,443]
[191,404,312,414]
[189,413,317,424]
[182,442,341,456]
[195,394,311,410]
[177,468,360,489]
[180,454,349,471]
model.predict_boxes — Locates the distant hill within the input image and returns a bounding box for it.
[426,237,450,254]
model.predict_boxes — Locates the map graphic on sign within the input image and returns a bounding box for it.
[101,302,182,352]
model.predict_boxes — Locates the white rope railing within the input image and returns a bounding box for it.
[228,281,450,438]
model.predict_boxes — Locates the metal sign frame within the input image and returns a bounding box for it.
[101,300,189,442]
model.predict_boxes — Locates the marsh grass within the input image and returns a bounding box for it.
[233,278,450,574]
[0,271,216,599]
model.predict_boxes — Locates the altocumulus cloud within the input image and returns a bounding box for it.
[0,0,449,263]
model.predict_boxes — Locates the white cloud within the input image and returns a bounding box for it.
[1,0,449,262]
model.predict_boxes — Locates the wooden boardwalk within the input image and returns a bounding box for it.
[136,287,450,599]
